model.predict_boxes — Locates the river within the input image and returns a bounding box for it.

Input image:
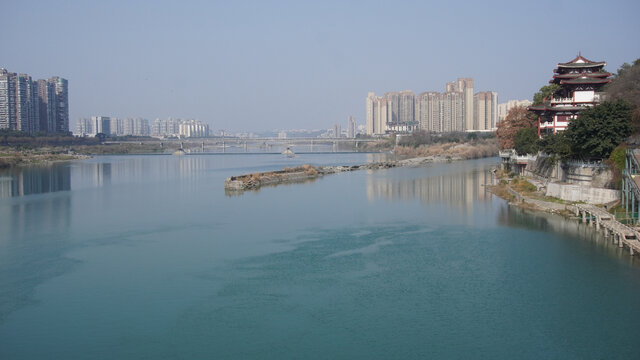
[1,154,639,359]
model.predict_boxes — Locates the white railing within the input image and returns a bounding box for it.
[499,150,514,158]
[564,159,606,168]
[550,97,573,104]
[513,154,537,162]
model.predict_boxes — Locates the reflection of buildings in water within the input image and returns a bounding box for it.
[366,168,494,210]
[77,162,112,188]
[75,156,209,188]
[7,193,72,239]
[0,164,72,198]
[0,176,11,198]
[365,153,392,164]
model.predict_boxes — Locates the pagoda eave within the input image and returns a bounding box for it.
[552,72,611,80]
[560,78,611,85]
[555,61,606,69]
[528,106,586,113]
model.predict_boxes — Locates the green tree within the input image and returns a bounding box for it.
[513,127,539,155]
[538,131,572,159]
[566,100,633,159]
[606,58,640,133]
[605,143,627,189]
[533,84,561,105]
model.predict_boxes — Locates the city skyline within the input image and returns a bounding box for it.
[1,0,638,132]
[366,78,499,134]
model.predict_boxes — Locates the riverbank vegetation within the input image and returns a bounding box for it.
[0,150,86,169]
[394,131,498,159]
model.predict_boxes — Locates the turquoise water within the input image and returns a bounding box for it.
[1,154,640,359]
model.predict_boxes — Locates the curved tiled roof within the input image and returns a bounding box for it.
[552,72,610,79]
[528,103,587,112]
[560,77,611,85]
[557,54,606,68]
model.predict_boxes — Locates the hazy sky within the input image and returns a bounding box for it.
[2,0,639,132]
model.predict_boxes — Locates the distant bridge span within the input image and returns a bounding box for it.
[108,137,383,152]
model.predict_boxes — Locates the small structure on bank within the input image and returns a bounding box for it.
[528,54,611,135]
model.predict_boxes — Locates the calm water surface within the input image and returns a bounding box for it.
[1,154,640,359]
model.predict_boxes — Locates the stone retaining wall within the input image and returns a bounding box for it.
[545,182,619,204]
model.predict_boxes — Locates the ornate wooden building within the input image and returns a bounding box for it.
[529,54,611,135]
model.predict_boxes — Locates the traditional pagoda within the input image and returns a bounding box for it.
[529,54,611,135]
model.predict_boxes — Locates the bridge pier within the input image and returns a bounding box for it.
[582,211,586,223]
[619,234,624,248]
[633,192,637,225]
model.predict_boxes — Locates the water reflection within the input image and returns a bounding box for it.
[498,206,640,267]
[0,164,71,198]
[0,156,218,198]
[74,156,210,188]
[366,166,495,210]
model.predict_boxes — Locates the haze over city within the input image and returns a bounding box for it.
[2,0,638,132]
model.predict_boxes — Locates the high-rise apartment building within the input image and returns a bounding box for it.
[152,117,181,137]
[51,77,69,134]
[497,99,532,123]
[123,117,150,136]
[416,92,439,132]
[0,69,17,130]
[473,92,498,130]
[37,79,55,133]
[365,92,375,135]
[76,118,95,136]
[415,91,464,133]
[366,92,390,136]
[333,123,342,138]
[442,91,464,132]
[109,117,122,136]
[78,116,151,137]
[366,77,499,134]
[456,78,474,131]
[347,116,356,138]
[384,92,400,124]
[15,74,39,133]
[91,116,111,135]
[0,68,68,134]
[398,90,415,125]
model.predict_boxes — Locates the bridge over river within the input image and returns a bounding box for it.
[107,137,383,153]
